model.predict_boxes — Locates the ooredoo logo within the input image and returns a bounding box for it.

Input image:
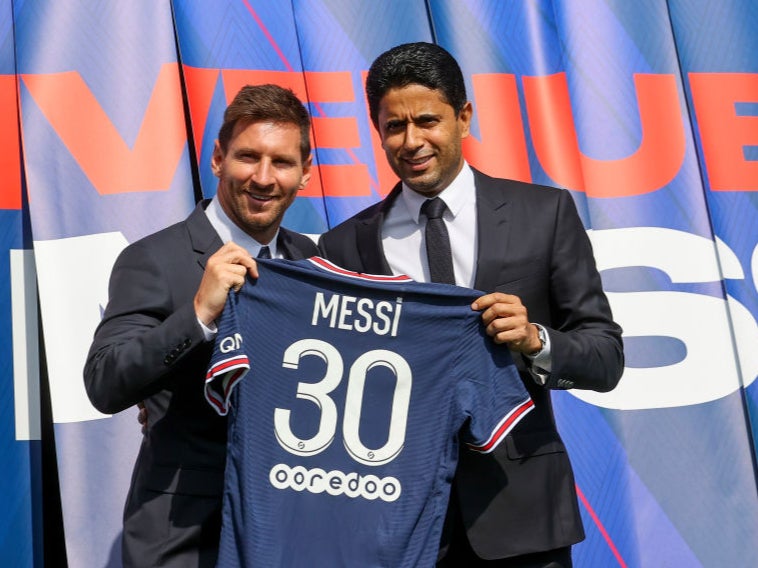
[269,463,401,503]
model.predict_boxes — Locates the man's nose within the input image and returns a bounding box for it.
[402,124,423,150]
[252,159,273,185]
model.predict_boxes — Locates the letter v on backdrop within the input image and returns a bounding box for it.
[21,63,186,195]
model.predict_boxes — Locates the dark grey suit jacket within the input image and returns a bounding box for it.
[84,200,319,567]
[319,169,624,559]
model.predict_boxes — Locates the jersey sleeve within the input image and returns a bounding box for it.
[204,292,250,416]
[458,326,534,454]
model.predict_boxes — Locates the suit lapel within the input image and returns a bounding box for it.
[473,171,512,290]
[187,200,317,265]
[277,228,318,260]
[186,200,224,270]
[357,183,402,275]
[277,229,302,260]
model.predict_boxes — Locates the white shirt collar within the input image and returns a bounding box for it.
[204,196,279,258]
[400,162,475,223]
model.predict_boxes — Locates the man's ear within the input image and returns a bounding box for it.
[211,140,223,177]
[459,101,473,138]
[299,154,313,189]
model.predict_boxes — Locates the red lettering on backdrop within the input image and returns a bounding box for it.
[0,74,22,209]
[21,63,186,195]
[306,71,371,197]
[523,72,685,197]
[463,74,531,183]
[221,69,307,101]
[689,73,758,191]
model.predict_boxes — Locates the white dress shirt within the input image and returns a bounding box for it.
[205,196,280,259]
[198,196,280,338]
[380,163,552,378]
[381,164,478,288]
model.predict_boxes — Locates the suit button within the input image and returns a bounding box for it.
[183,338,192,348]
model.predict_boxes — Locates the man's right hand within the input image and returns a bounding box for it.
[193,241,259,325]
[137,401,148,435]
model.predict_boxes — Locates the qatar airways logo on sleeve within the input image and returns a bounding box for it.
[269,463,401,502]
[219,332,243,353]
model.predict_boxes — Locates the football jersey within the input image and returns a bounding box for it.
[206,257,534,568]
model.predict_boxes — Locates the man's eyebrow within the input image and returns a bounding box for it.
[414,113,439,121]
[384,117,407,127]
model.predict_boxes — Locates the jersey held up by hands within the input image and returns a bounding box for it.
[206,257,534,567]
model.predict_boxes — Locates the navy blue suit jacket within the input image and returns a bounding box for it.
[84,200,319,567]
[319,169,624,559]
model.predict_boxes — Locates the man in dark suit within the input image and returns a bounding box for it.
[84,84,318,567]
[319,42,624,567]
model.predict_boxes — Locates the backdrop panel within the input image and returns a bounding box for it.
[1,1,41,565]
[3,1,757,566]
[669,0,758,456]
[15,1,195,566]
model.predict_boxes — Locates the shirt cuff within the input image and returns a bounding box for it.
[197,317,217,342]
[526,324,552,385]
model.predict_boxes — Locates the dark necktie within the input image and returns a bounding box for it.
[257,246,271,259]
[421,197,455,284]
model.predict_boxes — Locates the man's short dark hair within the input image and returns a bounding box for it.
[365,42,468,127]
[217,84,311,161]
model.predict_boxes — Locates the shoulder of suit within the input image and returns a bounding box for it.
[323,183,400,236]
[472,168,566,201]
[279,227,319,254]
[321,199,385,239]
[118,200,212,257]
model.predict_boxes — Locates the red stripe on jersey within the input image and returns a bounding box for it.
[205,357,250,416]
[206,355,249,380]
[307,256,412,282]
[467,398,535,453]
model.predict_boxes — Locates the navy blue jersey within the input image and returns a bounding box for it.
[206,257,534,567]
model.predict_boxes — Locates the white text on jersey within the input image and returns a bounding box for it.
[269,463,401,502]
[311,292,403,337]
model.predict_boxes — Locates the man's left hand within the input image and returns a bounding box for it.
[472,292,542,354]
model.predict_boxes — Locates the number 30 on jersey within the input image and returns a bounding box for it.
[273,338,412,467]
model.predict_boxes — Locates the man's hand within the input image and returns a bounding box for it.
[472,292,542,354]
[194,242,259,325]
[137,401,148,435]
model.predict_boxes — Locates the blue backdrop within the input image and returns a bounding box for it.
[2,1,756,566]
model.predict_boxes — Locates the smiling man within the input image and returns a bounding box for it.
[84,84,318,568]
[319,42,624,567]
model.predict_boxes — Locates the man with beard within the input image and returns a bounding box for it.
[84,84,318,567]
